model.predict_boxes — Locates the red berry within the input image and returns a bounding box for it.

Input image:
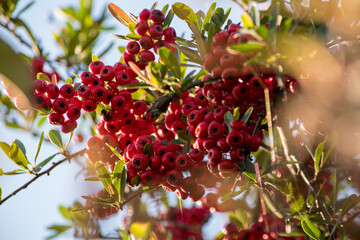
[134,20,149,36]
[126,41,141,55]
[218,159,238,178]
[190,148,205,162]
[53,98,69,114]
[149,24,164,39]
[149,155,161,171]
[250,135,262,152]
[166,169,183,187]
[77,85,91,98]
[32,93,48,110]
[208,147,222,164]
[139,35,154,50]
[230,148,245,163]
[175,154,192,171]
[46,83,59,99]
[226,131,244,148]
[61,119,77,133]
[48,112,65,125]
[153,40,170,53]
[208,121,225,139]
[133,101,147,115]
[91,86,107,102]
[187,110,203,127]
[100,65,115,81]
[150,9,165,23]
[31,57,45,72]
[161,152,176,170]
[213,30,229,46]
[81,98,97,112]
[189,162,206,178]
[132,153,149,171]
[66,104,81,120]
[139,9,150,20]
[163,27,177,43]
[89,61,105,74]
[203,53,217,72]
[110,95,127,111]
[140,170,161,186]
[59,84,75,99]
[105,120,121,133]
[217,138,230,152]
[34,79,47,94]
[139,50,155,63]
[80,71,95,85]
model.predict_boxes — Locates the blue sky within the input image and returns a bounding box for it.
[0,0,240,239]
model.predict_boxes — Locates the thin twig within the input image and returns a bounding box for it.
[0,148,86,205]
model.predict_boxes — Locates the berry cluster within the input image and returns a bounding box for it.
[164,206,210,240]
[219,214,305,240]
[202,24,299,115]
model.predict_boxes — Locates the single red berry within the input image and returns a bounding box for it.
[218,159,238,178]
[66,104,81,120]
[31,57,45,73]
[150,9,165,23]
[138,8,150,20]
[140,170,161,186]
[59,84,75,99]
[100,65,115,81]
[91,86,107,102]
[110,95,126,111]
[180,177,197,193]
[139,35,154,50]
[212,45,228,58]
[187,110,203,127]
[213,106,227,122]
[228,23,241,34]
[34,79,47,94]
[203,138,216,151]
[134,20,149,36]
[139,50,155,63]
[126,41,141,55]
[32,93,48,110]
[134,136,152,153]
[46,83,59,99]
[81,98,97,112]
[163,27,177,43]
[48,112,65,125]
[208,147,222,164]
[226,130,244,148]
[166,169,184,187]
[115,71,131,86]
[222,67,239,82]
[149,24,164,39]
[132,153,149,171]
[102,133,118,147]
[231,120,246,131]
[230,147,245,163]
[232,82,248,101]
[250,135,262,152]
[77,85,91,98]
[89,61,105,74]
[149,155,161,171]
[220,53,237,68]
[61,119,77,133]
[80,71,95,85]
[105,120,121,133]
[90,77,104,88]
[189,148,204,162]
[203,53,217,72]
[217,138,230,152]
[161,152,176,170]
[194,92,208,107]
[212,30,229,46]
[123,52,136,66]
[208,121,225,139]
[175,154,192,171]
[133,101,147,115]
[53,97,69,114]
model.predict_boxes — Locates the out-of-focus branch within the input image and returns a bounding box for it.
[0,148,86,205]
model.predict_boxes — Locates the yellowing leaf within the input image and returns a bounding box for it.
[107,3,134,26]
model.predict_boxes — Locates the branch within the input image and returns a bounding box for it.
[0,148,86,205]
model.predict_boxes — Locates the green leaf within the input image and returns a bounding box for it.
[48,130,63,149]
[179,46,202,65]
[71,72,80,80]
[0,186,2,201]
[301,219,322,240]
[33,153,59,172]
[1,169,27,175]
[37,117,47,128]
[249,4,260,27]
[224,111,233,132]
[221,181,254,201]
[130,222,151,239]
[206,22,216,52]
[163,10,174,28]
[202,2,216,32]
[95,162,112,194]
[177,130,188,143]
[158,47,182,80]
[314,142,325,176]
[188,22,207,58]
[227,41,264,54]
[143,143,154,156]
[113,159,125,197]
[81,195,116,204]
[120,167,127,201]
[107,3,133,27]
[58,205,72,220]
[119,228,130,240]
[0,141,28,170]
[262,160,300,176]
[241,107,254,124]
[242,12,255,29]
[131,176,140,187]
[233,107,240,121]
[91,54,99,62]
[64,77,73,85]
[34,131,44,165]
[15,1,35,17]
[172,3,199,29]
[37,72,51,82]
